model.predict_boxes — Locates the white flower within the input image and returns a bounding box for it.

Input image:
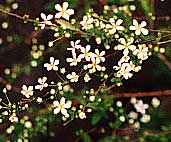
[134,100,149,114]
[67,40,82,54]
[117,38,136,56]
[130,97,137,104]
[66,53,81,66]
[9,113,18,123]
[119,116,125,122]
[133,44,148,60]
[78,111,87,119]
[21,85,34,98]
[87,57,102,73]
[55,2,74,20]
[39,13,53,29]
[129,19,149,35]
[66,72,79,82]
[151,97,160,108]
[78,45,92,61]
[80,15,94,30]
[106,18,124,34]
[93,49,105,63]
[140,114,151,123]
[44,57,59,71]
[53,97,72,117]
[35,77,48,91]
[128,111,138,120]
[84,74,91,82]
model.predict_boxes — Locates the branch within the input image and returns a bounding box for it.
[112,89,171,98]
[157,53,171,70]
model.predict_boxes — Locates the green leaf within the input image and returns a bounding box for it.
[91,111,105,125]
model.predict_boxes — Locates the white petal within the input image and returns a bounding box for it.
[129,25,136,30]
[117,45,124,50]
[129,45,136,51]
[62,2,69,10]
[54,108,60,114]
[66,9,74,15]
[54,59,59,65]
[64,101,72,108]
[47,14,53,20]
[50,57,54,63]
[53,66,58,71]
[116,19,123,25]
[40,13,46,20]
[38,78,42,84]
[141,28,149,35]
[60,97,66,105]
[116,26,124,31]
[120,38,126,45]
[133,19,138,26]
[22,85,27,90]
[42,77,47,82]
[53,100,60,107]
[61,108,68,116]
[55,12,62,19]
[63,13,70,20]
[55,4,62,11]
[140,21,147,27]
[135,29,141,35]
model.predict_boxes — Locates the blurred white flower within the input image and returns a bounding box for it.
[128,111,138,120]
[129,19,149,35]
[53,97,72,117]
[140,114,151,123]
[44,57,59,71]
[151,97,160,108]
[78,111,87,119]
[66,72,79,82]
[35,77,48,91]
[134,100,149,114]
[21,85,34,98]
[39,13,53,29]
[55,2,74,20]
[84,74,91,82]
[9,113,18,123]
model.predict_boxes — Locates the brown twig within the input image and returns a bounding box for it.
[112,89,171,98]
[157,53,171,70]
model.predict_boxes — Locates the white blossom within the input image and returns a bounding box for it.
[129,19,149,35]
[133,44,149,60]
[140,114,151,123]
[78,45,92,61]
[67,40,82,54]
[55,2,74,20]
[134,100,149,114]
[21,85,34,98]
[66,53,81,66]
[93,49,105,63]
[87,57,102,73]
[9,113,18,123]
[84,74,91,82]
[35,77,48,91]
[44,57,59,71]
[39,13,53,29]
[66,72,79,82]
[53,97,72,117]
[151,97,160,108]
[106,18,124,34]
[117,38,136,56]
